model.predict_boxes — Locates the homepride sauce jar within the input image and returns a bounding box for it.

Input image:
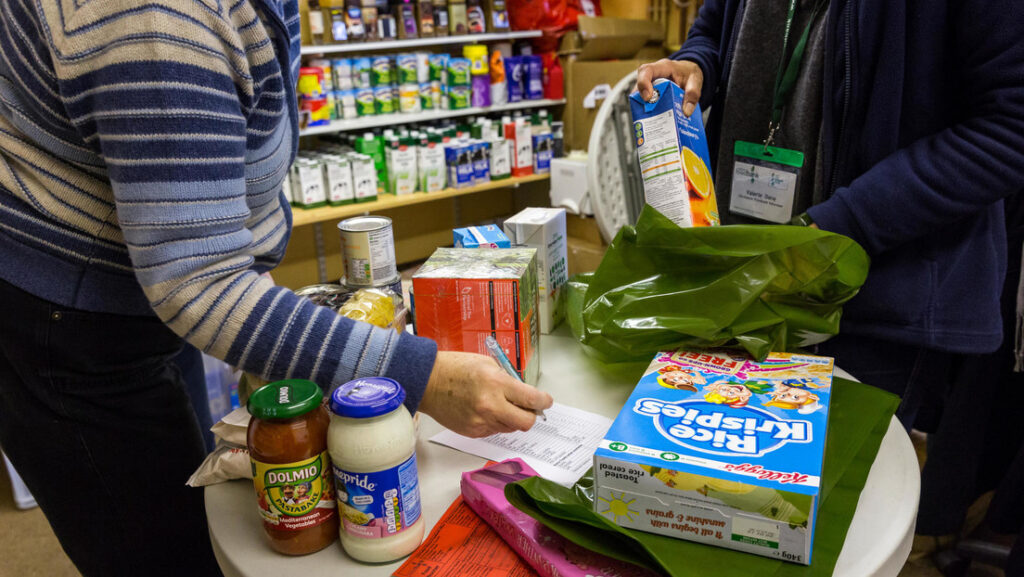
[329,377,424,562]
[246,380,339,555]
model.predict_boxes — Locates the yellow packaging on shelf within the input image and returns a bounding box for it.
[463,44,489,75]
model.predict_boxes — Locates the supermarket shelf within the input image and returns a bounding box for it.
[300,99,566,136]
[290,174,550,227]
[298,99,566,136]
[299,30,542,56]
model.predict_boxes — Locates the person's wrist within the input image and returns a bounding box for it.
[790,212,815,227]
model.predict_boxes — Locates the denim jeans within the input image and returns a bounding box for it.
[0,279,222,576]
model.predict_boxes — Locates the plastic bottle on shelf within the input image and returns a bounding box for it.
[545,54,564,100]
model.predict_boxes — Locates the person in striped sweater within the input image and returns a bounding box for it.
[0,1,552,574]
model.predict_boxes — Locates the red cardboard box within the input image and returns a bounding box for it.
[412,248,540,384]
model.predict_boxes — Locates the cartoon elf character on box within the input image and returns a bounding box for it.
[763,383,822,414]
[656,366,707,392]
[701,380,773,408]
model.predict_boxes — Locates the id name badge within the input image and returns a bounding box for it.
[730,141,804,224]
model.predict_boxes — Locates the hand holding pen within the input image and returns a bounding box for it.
[485,335,548,421]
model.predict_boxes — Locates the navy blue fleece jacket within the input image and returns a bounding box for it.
[674,0,1024,353]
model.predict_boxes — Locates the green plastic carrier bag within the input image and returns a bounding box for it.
[506,378,900,577]
[567,207,870,363]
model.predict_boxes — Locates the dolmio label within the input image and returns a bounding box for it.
[251,452,337,531]
[633,399,812,457]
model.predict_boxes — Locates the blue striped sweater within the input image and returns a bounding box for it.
[0,0,437,407]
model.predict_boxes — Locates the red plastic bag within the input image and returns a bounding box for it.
[508,0,600,51]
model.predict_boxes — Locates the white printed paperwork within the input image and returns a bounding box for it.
[429,403,613,487]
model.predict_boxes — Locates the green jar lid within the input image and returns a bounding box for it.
[247,379,323,420]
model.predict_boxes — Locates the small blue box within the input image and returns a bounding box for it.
[453,225,511,249]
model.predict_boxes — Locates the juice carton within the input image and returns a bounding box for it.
[503,207,567,334]
[629,79,720,227]
[594,349,834,564]
[413,248,540,384]
[453,225,511,248]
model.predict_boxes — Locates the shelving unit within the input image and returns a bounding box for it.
[300,30,542,56]
[299,99,565,136]
[290,174,549,227]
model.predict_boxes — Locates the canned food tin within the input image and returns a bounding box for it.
[371,55,393,86]
[374,85,396,114]
[352,57,372,88]
[355,87,376,116]
[399,84,421,113]
[419,82,434,110]
[396,53,418,85]
[332,58,353,90]
[338,216,398,287]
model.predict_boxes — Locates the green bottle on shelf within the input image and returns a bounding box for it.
[355,131,388,194]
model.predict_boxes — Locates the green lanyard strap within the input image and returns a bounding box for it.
[766,0,829,150]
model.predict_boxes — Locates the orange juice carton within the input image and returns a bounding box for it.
[594,349,834,564]
[412,248,540,384]
[629,79,720,227]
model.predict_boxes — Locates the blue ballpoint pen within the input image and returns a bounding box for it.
[484,335,547,421]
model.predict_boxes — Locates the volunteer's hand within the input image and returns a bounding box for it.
[419,351,554,438]
[635,59,704,117]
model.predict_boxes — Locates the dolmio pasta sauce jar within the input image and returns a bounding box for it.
[247,380,339,555]
[328,377,424,562]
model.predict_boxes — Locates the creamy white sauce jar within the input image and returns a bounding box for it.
[328,377,424,563]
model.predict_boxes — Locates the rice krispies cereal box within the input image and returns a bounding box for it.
[593,349,834,564]
[412,248,540,384]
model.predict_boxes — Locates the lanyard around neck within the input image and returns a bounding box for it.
[765,0,828,151]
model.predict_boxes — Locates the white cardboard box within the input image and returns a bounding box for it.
[503,208,568,334]
[549,157,593,216]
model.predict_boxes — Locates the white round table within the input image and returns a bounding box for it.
[206,329,919,576]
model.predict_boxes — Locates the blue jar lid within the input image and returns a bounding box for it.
[330,377,406,418]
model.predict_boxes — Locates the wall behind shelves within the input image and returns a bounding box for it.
[272,180,551,289]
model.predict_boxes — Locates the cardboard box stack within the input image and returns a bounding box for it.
[413,248,541,384]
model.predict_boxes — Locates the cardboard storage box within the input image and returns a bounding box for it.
[453,225,511,248]
[413,248,540,384]
[559,16,667,153]
[594,349,835,564]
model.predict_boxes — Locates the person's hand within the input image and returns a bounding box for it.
[635,59,704,117]
[418,351,554,438]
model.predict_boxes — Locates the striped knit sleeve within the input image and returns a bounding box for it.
[42,1,437,407]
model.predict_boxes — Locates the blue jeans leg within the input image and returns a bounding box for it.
[0,279,222,577]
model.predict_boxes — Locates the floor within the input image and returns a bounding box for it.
[0,436,1011,577]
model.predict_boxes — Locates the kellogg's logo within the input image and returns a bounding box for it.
[633,399,812,457]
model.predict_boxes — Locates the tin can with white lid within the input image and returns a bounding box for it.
[338,216,398,287]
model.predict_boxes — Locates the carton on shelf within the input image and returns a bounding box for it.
[453,225,511,249]
[412,248,540,384]
[628,78,720,227]
[503,208,567,334]
[594,349,835,564]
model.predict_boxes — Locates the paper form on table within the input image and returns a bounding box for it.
[392,495,538,577]
[429,403,613,487]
